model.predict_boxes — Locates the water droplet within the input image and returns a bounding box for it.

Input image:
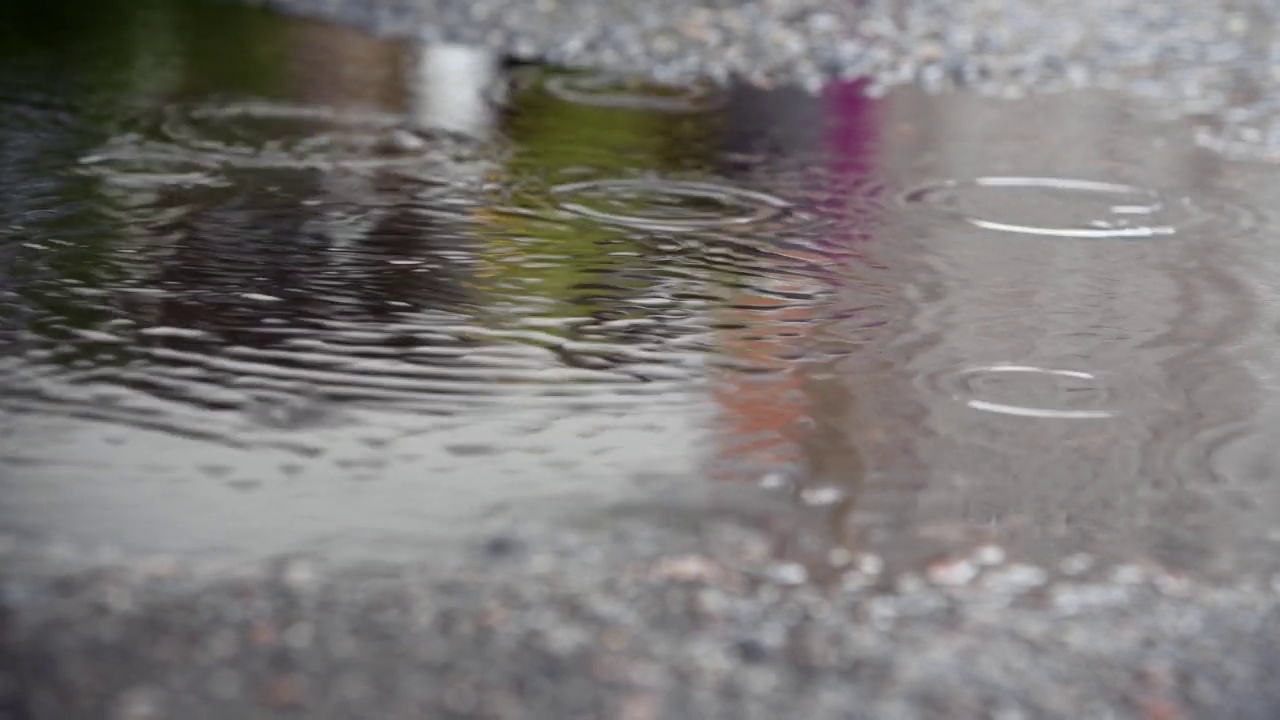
[902,176,1242,239]
[925,364,1117,420]
[550,178,790,232]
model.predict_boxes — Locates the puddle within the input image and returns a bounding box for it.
[550,178,791,232]
[4,0,1280,581]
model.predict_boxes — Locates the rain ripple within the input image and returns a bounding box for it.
[0,174,723,456]
[550,177,792,232]
[80,99,502,180]
[542,72,725,113]
[902,175,1257,240]
[920,364,1119,420]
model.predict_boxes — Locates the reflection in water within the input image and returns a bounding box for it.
[408,43,498,137]
[880,90,1270,575]
[923,364,1119,420]
[706,78,889,566]
[3,0,1280,580]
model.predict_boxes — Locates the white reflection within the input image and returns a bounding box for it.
[408,42,498,138]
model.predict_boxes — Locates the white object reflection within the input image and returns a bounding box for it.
[408,42,497,138]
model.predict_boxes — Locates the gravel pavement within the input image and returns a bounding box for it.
[5,500,1280,719]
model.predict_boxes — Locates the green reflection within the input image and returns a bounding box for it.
[475,69,724,324]
[472,213,643,321]
[503,68,721,172]
[0,0,298,340]
[0,0,290,117]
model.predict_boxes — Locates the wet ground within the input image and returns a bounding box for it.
[6,0,1280,717]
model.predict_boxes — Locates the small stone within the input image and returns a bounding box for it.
[758,472,787,489]
[927,558,978,587]
[261,674,305,708]
[249,621,278,647]
[442,680,479,713]
[765,562,807,586]
[1112,564,1146,585]
[973,544,1006,566]
[857,554,884,576]
[988,564,1049,593]
[735,638,770,664]
[284,621,315,650]
[208,630,239,660]
[113,686,163,720]
[602,626,629,652]
[651,555,722,583]
[140,556,178,578]
[103,585,135,613]
[1060,553,1094,576]
[917,42,945,63]
[483,535,523,558]
[799,486,844,506]
[386,128,428,152]
[618,692,660,720]
[209,669,242,701]
[281,559,318,589]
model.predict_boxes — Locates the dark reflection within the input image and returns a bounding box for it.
[126,172,473,331]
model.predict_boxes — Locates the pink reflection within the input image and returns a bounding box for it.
[709,79,882,485]
[824,79,881,193]
[815,78,883,258]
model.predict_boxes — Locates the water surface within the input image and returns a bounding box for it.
[4,0,1280,580]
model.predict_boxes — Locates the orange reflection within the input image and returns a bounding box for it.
[708,80,882,539]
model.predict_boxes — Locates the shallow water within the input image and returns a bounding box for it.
[4,0,1280,579]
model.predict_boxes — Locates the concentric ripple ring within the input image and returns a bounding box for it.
[550,178,791,232]
[903,176,1181,239]
[935,364,1117,420]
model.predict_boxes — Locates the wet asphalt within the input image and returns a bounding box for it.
[6,0,1280,717]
